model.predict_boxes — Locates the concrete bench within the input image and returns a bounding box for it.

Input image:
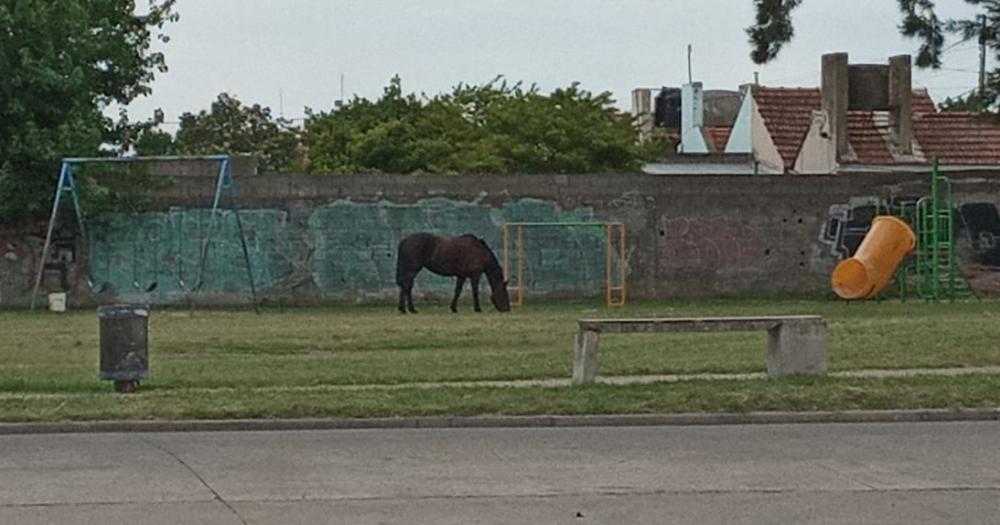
[572,316,828,385]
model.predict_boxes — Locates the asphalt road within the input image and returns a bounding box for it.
[1,421,998,524]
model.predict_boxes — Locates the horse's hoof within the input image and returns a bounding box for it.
[474,308,482,313]
[409,309,417,314]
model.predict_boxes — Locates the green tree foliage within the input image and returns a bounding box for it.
[939,92,991,111]
[133,127,176,156]
[746,0,1000,113]
[747,0,803,64]
[303,77,653,174]
[152,93,301,173]
[0,0,177,223]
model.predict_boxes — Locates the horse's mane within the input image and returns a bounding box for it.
[457,233,490,249]
[468,235,504,281]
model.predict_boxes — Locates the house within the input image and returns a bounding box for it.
[635,84,759,174]
[641,52,1000,175]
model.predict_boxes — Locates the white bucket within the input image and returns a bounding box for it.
[47,292,67,312]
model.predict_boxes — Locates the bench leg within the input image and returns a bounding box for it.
[767,320,828,377]
[572,329,600,385]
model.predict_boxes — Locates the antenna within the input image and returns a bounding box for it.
[687,44,693,83]
[279,87,284,119]
[335,73,345,109]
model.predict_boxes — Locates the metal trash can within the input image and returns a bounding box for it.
[98,304,149,393]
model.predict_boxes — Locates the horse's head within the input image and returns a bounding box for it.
[490,279,511,312]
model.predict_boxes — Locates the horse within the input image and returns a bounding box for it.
[396,233,511,314]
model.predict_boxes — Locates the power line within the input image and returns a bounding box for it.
[940,41,977,57]
[919,85,979,90]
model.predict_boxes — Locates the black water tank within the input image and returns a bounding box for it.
[848,64,890,110]
[654,87,681,129]
[99,304,149,393]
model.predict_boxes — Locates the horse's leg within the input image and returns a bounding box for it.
[450,276,466,313]
[397,269,419,314]
[471,275,482,312]
[405,274,418,313]
[398,270,415,314]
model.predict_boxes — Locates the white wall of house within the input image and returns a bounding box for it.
[677,82,710,154]
[724,88,752,153]
[794,110,837,173]
[724,89,784,173]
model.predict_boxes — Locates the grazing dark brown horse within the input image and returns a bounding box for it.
[396,233,511,314]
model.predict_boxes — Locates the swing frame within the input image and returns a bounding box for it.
[29,155,259,311]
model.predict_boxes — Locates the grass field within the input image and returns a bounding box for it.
[2,299,1000,421]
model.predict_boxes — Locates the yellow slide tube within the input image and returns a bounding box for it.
[831,216,916,300]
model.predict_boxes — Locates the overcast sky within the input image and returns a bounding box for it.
[121,0,987,130]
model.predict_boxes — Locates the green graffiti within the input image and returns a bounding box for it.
[308,198,611,298]
[88,208,289,295]
[85,198,618,301]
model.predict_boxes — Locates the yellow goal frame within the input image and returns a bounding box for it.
[502,222,626,308]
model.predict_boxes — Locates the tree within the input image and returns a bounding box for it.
[939,92,989,111]
[0,0,177,223]
[133,127,177,157]
[304,77,430,173]
[166,93,301,173]
[747,0,1000,113]
[303,77,654,174]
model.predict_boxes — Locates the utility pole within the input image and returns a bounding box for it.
[979,14,988,111]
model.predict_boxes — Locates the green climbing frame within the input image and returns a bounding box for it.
[913,157,974,302]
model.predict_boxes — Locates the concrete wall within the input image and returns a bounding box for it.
[3,167,1000,307]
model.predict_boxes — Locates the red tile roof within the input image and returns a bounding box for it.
[706,126,732,152]
[752,86,821,169]
[913,112,1000,165]
[911,89,936,116]
[753,85,1000,169]
[845,112,894,164]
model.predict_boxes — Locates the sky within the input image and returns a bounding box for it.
[119,0,988,131]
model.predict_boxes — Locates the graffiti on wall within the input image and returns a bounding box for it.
[820,196,1000,266]
[308,197,613,298]
[80,197,622,302]
[819,197,892,259]
[957,203,1000,267]
[0,236,28,261]
[88,208,292,295]
[659,216,762,271]
[0,229,72,304]
[819,196,1000,292]
[0,235,32,305]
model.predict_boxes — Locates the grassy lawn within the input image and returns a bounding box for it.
[2,299,999,421]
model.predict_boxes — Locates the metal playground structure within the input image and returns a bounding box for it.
[831,157,975,303]
[29,155,259,311]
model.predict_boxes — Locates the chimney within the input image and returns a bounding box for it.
[631,88,653,143]
[821,53,849,158]
[678,82,709,153]
[888,55,913,155]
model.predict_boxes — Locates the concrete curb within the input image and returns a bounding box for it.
[1,408,998,435]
